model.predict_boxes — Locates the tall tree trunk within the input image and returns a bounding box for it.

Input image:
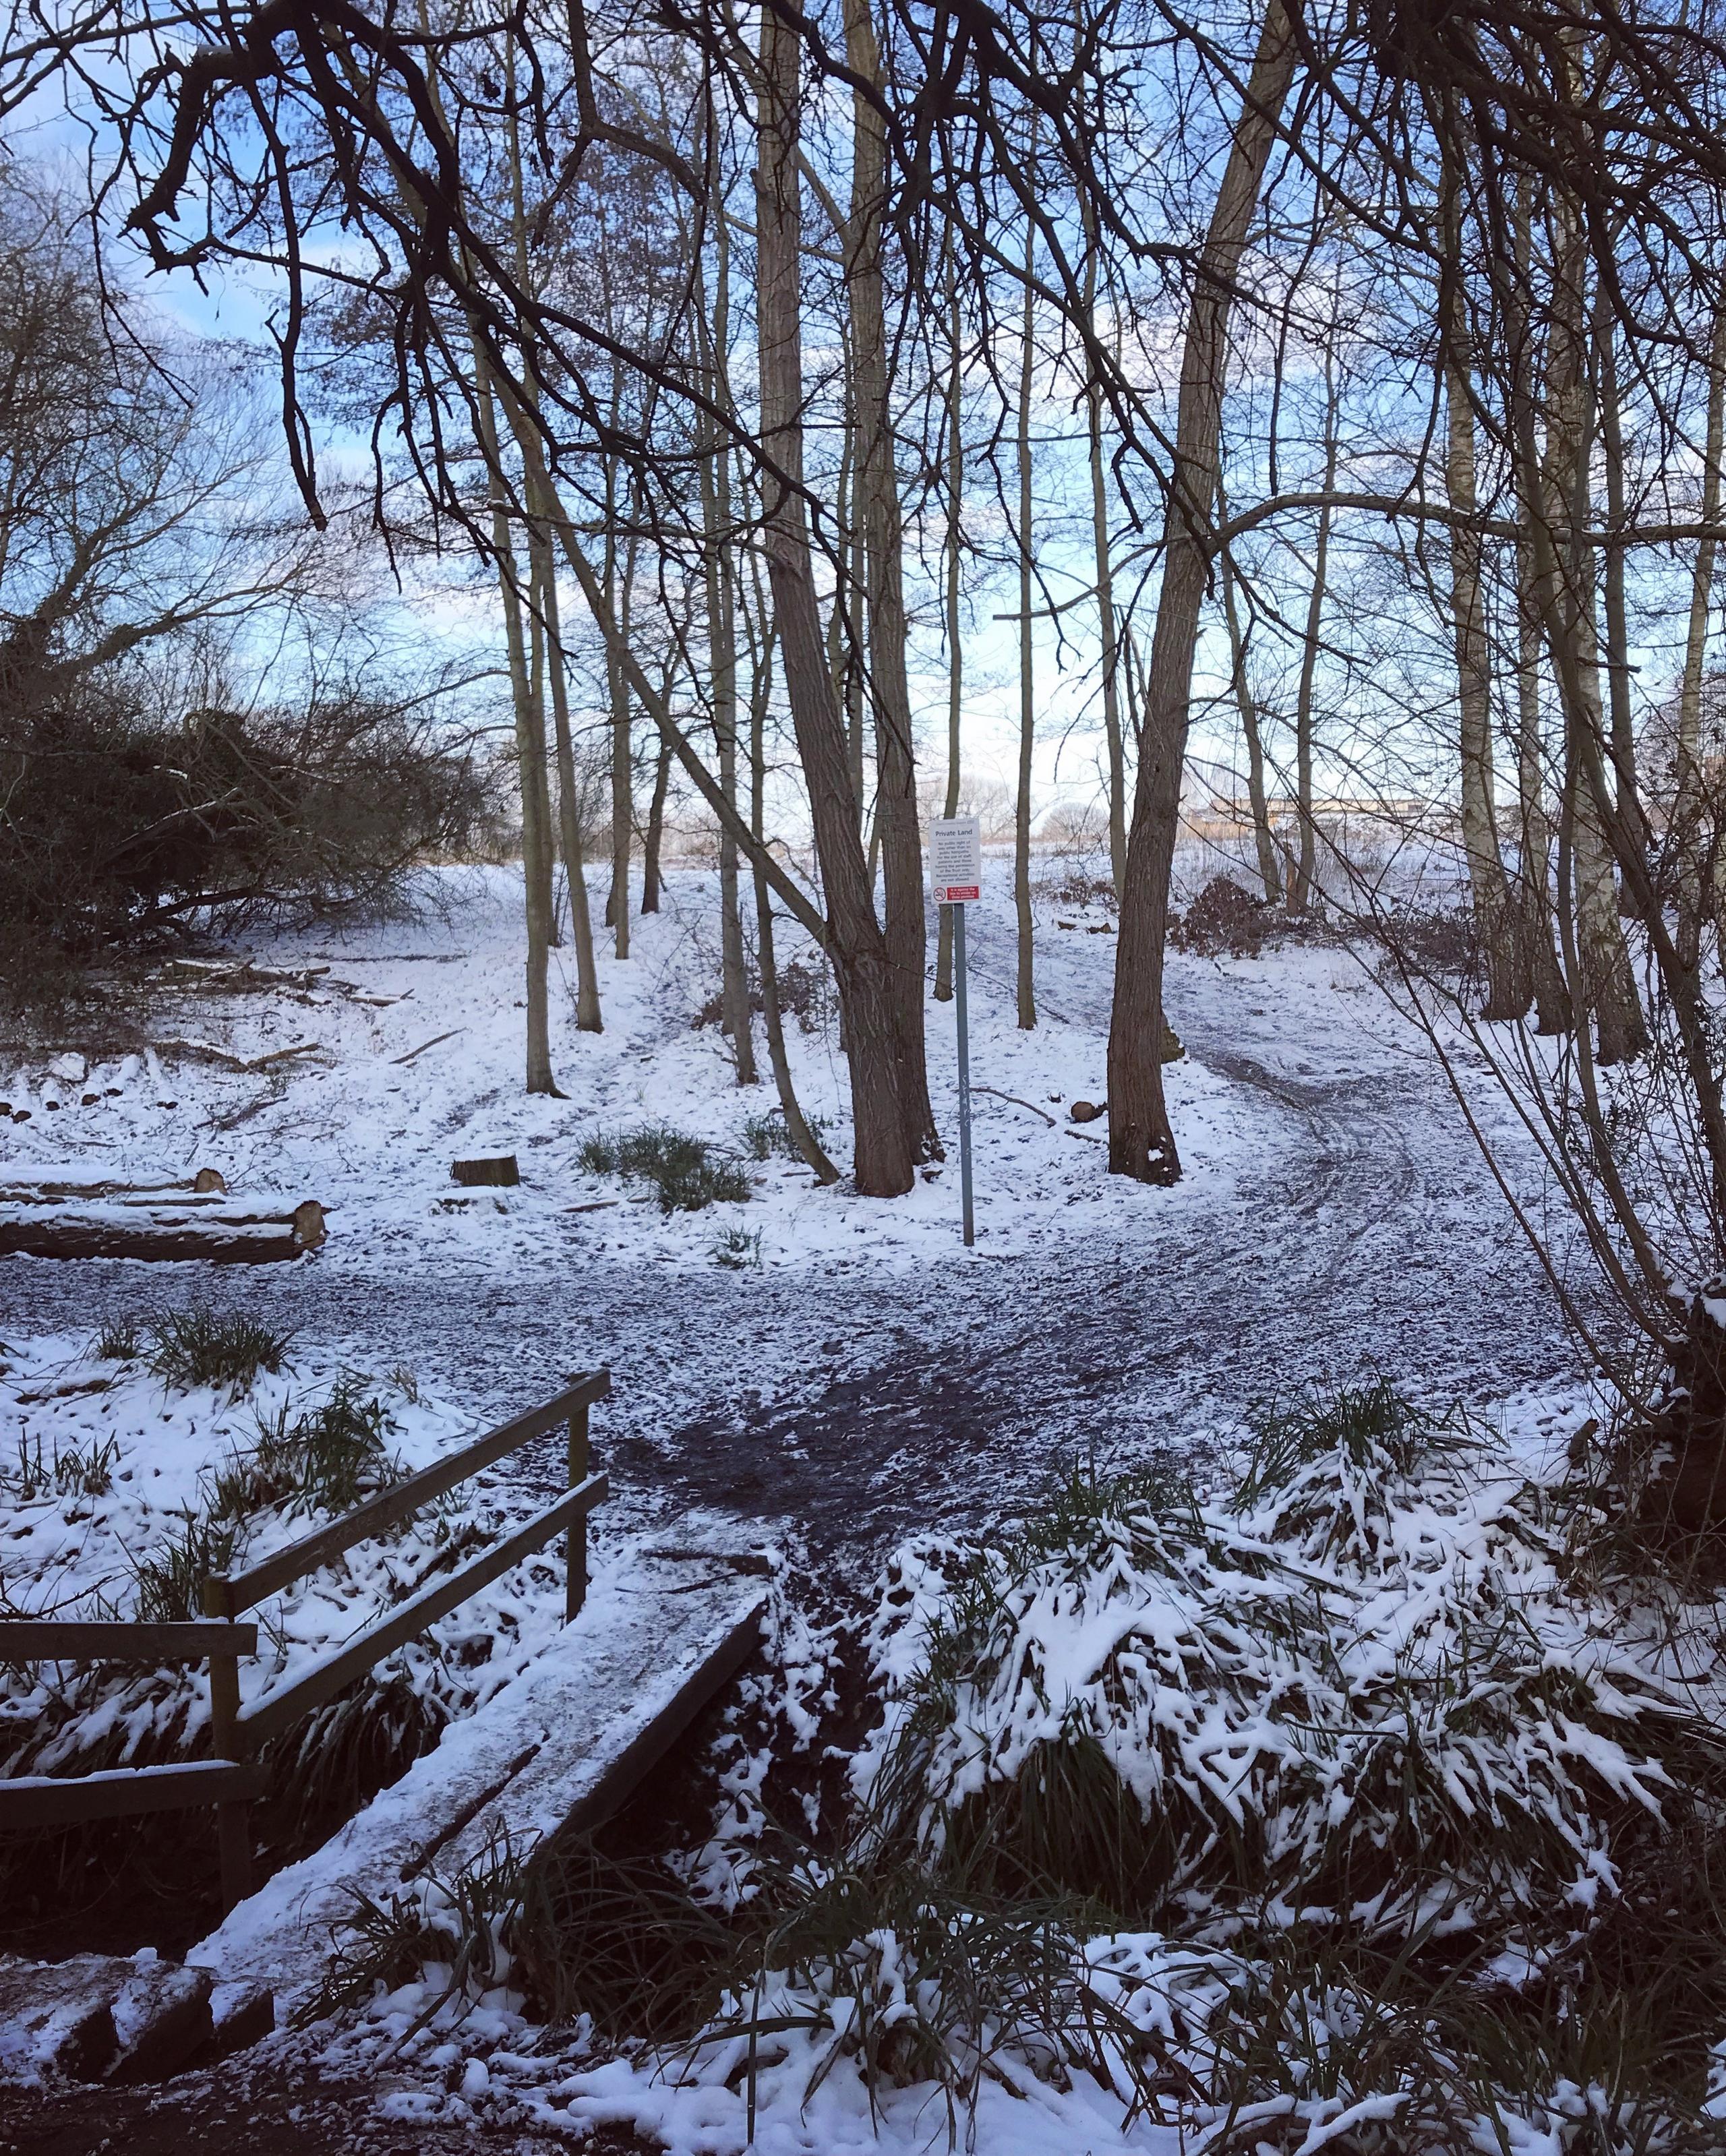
[503,94,599,1034]
[525,539,562,951]
[1678,304,1726,971]
[746,559,839,1181]
[1533,179,1645,1065]
[603,410,632,957]
[1595,283,1646,889]
[1514,534,1572,1034]
[845,0,937,1157]
[1441,164,1528,1018]
[1219,532,1282,903]
[700,215,757,1081]
[756,0,913,1196]
[1083,208,1128,901]
[1014,136,1039,1031]
[1289,409,1334,915]
[533,533,603,1032]
[641,741,670,912]
[473,351,558,1096]
[1108,0,1296,1182]
[1507,177,1571,1036]
[935,242,965,1004]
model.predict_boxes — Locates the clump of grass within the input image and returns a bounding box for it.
[54,1433,119,1498]
[712,1226,763,1269]
[131,1507,241,1621]
[578,1125,750,1214]
[5,1435,51,1502]
[861,1382,1710,1944]
[94,1316,142,1360]
[742,1108,830,1162]
[302,1824,529,2027]
[211,1376,398,1522]
[267,1667,450,1868]
[514,1834,1158,2129]
[515,1830,739,2041]
[1,1433,120,1503]
[146,1305,295,1393]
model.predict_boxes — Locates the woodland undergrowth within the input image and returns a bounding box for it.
[338,1384,1726,2153]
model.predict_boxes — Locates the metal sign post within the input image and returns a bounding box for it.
[953,902,974,1247]
[930,816,982,1249]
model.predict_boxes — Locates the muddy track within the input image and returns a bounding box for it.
[0,974,1570,1571]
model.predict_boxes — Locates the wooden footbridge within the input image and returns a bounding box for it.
[0,1373,768,2042]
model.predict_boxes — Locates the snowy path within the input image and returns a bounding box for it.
[0,872,1569,1570]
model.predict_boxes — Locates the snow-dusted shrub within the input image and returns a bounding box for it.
[576,1124,750,1213]
[858,1387,1700,1938]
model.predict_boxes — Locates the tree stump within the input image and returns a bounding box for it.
[452,1155,520,1187]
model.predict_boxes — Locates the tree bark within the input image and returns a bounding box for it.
[1507,179,1572,1036]
[1679,304,1726,971]
[505,95,603,1036]
[1219,533,1282,903]
[845,0,937,1156]
[746,557,839,1181]
[641,740,670,911]
[603,394,632,958]
[1083,206,1128,901]
[1594,284,1647,890]
[1537,183,1646,1067]
[1289,407,1334,915]
[1014,142,1038,1032]
[1107,0,1297,1182]
[756,0,913,1196]
[1440,165,1528,1019]
[935,242,965,1004]
[533,532,603,1032]
[699,213,758,1081]
[472,347,558,1096]
[1513,535,1572,1034]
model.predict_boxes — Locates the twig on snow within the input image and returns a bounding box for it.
[392,1029,466,1066]
[974,1086,1057,1127]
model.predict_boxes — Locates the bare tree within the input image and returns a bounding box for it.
[1107,0,1299,1183]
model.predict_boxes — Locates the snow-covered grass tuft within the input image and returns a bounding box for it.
[860,1385,1694,1937]
[576,1123,752,1214]
[142,1304,295,1392]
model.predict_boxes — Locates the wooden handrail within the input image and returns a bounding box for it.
[205,1371,611,1617]
[1,1377,612,1919]
[236,1474,608,1751]
[0,1621,258,1663]
[0,1760,268,1832]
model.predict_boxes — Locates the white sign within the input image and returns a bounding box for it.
[930,815,982,904]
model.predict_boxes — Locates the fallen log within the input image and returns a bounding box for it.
[0,1198,325,1264]
[0,1168,227,1205]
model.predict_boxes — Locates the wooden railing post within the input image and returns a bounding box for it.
[566,1398,590,1623]
[202,1578,254,1911]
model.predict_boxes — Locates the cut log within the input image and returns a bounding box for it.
[0,1168,227,1205]
[452,1155,520,1187]
[0,1199,325,1264]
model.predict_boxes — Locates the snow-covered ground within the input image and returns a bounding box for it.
[1,849,1628,2154]
[0,850,1574,1565]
